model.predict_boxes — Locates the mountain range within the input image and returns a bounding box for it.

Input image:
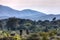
[0,5,60,21]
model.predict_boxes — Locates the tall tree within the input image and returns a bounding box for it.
[52,17,56,21]
[6,17,19,31]
[0,20,3,30]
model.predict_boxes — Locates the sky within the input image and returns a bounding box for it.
[0,0,60,14]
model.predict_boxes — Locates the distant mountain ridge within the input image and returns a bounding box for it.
[0,5,60,21]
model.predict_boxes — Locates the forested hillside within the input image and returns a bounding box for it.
[0,17,59,32]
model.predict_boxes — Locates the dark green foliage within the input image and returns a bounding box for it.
[6,17,19,30]
[0,20,3,30]
[0,17,60,33]
[20,30,23,36]
[52,17,56,21]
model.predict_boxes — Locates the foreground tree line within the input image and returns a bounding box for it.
[0,17,60,40]
[0,17,59,32]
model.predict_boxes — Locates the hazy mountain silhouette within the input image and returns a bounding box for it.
[0,5,60,21]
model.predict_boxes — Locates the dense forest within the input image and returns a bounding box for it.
[0,17,60,40]
[0,17,59,32]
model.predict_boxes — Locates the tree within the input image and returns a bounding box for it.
[0,20,3,30]
[6,17,19,31]
[52,17,56,21]
[0,20,5,30]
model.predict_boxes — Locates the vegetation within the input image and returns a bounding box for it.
[0,17,60,40]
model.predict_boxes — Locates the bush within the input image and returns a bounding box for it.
[27,33,40,40]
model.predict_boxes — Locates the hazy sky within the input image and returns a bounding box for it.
[0,0,60,14]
